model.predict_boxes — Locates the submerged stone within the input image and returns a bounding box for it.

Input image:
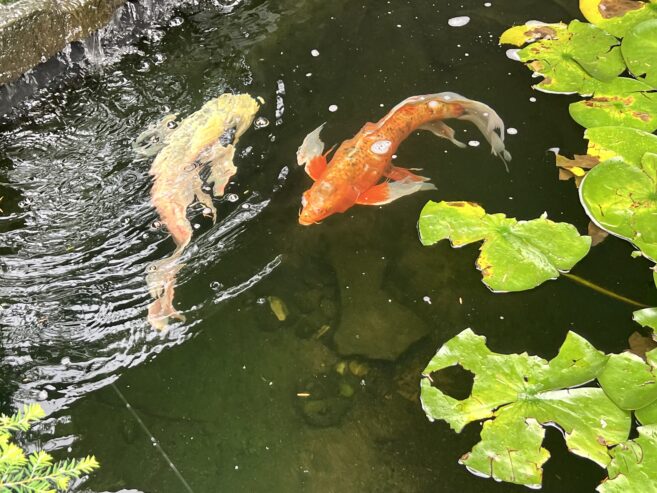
[331,248,428,361]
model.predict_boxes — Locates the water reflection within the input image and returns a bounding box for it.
[0,0,312,412]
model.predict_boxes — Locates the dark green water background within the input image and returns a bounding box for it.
[1,0,655,491]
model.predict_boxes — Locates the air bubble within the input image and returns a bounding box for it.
[226,193,239,203]
[254,116,270,129]
[311,49,320,57]
[448,16,470,27]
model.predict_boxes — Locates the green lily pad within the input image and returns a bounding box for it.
[515,20,625,94]
[634,270,657,330]
[598,349,657,410]
[569,78,657,132]
[598,425,657,492]
[421,329,629,488]
[579,153,657,261]
[585,126,657,165]
[418,201,591,292]
[581,0,657,37]
[622,19,657,87]
[635,308,657,330]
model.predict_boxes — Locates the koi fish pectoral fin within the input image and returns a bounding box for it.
[385,166,431,182]
[297,123,328,179]
[355,179,437,206]
[419,121,467,148]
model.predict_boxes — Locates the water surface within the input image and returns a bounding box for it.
[1,0,655,491]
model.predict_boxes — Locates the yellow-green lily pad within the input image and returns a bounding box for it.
[570,77,657,132]
[421,329,629,488]
[581,0,657,37]
[598,348,657,410]
[418,201,591,292]
[599,425,657,492]
[622,18,657,88]
[585,126,657,164]
[579,153,657,261]
[511,19,626,94]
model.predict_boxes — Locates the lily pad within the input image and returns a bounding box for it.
[598,425,657,492]
[421,329,629,488]
[635,308,657,330]
[512,20,626,94]
[579,153,657,261]
[622,19,657,88]
[585,126,657,165]
[569,77,657,132]
[633,270,657,331]
[418,201,591,292]
[598,348,657,410]
[499,22,566,46]
[581,0,657,38]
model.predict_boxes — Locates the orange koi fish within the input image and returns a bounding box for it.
[296,92,511,225]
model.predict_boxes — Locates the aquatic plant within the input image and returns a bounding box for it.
[418,200,591,292]
[419,1,657,490]
[0,403,99,492]
[421,330,657,490]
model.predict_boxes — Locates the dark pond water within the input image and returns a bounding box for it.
[1,0,656,491]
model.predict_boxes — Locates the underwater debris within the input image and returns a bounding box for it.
[134,93,261,330]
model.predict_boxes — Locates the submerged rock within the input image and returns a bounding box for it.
[330,248,428,361]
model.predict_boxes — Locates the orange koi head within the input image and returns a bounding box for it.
[298,180,354,225]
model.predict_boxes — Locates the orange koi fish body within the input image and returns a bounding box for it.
[296,92,511,225]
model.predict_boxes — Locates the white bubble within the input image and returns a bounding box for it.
[468,140,481,147]
[448,16,470,27]
[328,104,338,112]
[311,49,320,57]
[507,128,518,135]
[530,97,537,102]
[484,2,492,6]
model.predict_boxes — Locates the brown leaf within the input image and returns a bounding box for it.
[555,153,600,187]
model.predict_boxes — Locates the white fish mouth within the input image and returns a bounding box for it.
[370,140,392,155]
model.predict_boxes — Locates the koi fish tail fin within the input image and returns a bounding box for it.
[438,93,512,169]
[146,255,186,331]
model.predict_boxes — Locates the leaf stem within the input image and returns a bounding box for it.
[563,273,650,308]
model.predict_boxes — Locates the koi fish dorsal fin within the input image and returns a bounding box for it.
[297,123,326,171]
[419,121,467,148]
[356,178,436,206]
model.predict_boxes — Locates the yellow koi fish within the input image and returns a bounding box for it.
[134,93,261,330]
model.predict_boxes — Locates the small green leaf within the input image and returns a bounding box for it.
[622,19,657,88]
[581,0,657,37]
[516,20,625,94]
[569,77,657,132]
[421,329,628,488]
[418,201,591,292]
[598,349,657,410]
[579,153,657,261]
[599,424,657,492]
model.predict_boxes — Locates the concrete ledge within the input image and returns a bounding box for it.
[0,0,126,85]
